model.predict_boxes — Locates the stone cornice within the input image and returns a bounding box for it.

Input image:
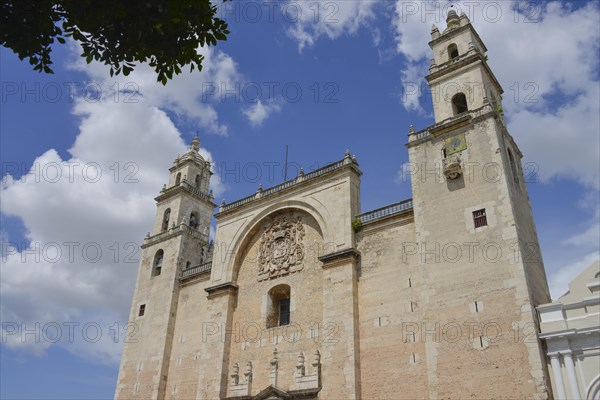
[426,54,503,96]
[141,223,208,249]
[319,248,360,268]
[406,103,497,148]
[155,180,216,206]
[428,23,487,53]
[205,282,239,298]
[540,326,600,340]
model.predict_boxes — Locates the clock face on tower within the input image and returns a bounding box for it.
[445,133,467,155]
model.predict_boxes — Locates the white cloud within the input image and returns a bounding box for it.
[392,0,600,189]
[563,201,600,247]
[0,98,223,364]
[243,99,283,127]
[548,251,600,300]
[285,0,378,51]
[2,40,238,364]
[68,45,241,136]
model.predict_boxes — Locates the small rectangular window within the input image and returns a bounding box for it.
[473,209,488,228]
[138,304,146,317]
[279,298,290,326]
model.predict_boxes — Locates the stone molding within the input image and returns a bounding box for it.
[205,282,239,299]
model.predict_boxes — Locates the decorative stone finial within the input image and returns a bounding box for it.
[446,8,460,28]
[161,183,167,192]
[296,352,306,377]
[257,184,263,192]
[431,24,439,32]
[409,125,415,134]
[298,168,304,177]
[271,348,278,367]
[345,148,351,158]
[244,361,253,383]
[146,232,150,238]
[191,134,200,152]
[312,349,321,374]
[231,362,240,385]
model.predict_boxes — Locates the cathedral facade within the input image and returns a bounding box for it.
[115,12,553,400]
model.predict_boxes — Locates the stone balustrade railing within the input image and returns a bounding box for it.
[160,180,214,203]
[357,199,413,224]
[408,102,495,143]
[429,47,481,74]
[220,157,354,213]
[142,223,208,248]
[180,260,212,280]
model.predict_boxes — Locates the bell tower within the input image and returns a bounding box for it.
[427,9,504,123]
[406,10,552,399]
[115,136,215,400]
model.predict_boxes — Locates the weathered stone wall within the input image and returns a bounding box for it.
[163,275,212,399]
[114,239,181,400]
[407,115,549,399]
[225,210,324,395]
[356,214,428,399]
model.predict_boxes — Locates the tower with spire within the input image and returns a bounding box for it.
[406,10,551,399]
[115,135,215,400]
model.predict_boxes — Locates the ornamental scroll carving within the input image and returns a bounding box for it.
[258,215,305,280]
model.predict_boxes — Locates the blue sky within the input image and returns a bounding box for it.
[1,1,599,398]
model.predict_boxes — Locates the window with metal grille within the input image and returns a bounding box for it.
[279,298,290,326]
[266,284,291,328]
[473,209,487,228]
[138,304,146,317]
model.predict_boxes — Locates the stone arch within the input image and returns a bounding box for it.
[225,201,330,284]
[266,283,291,328]
[587,374,600,400]
[452,92,468,115]
[448,43,459,60]
[161,208,171,232]
[152,249,164,277]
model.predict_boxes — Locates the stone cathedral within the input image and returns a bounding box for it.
[115,12,553,400]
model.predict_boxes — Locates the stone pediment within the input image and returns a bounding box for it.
[255,385,291,400]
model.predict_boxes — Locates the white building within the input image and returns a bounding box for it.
[538,261,600,400]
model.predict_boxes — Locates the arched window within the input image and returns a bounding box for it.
[267,284,291,328]
[507,149,520,186]
[189,212,198,229]
[452,93,468,115]
[448,43,459,60]
[152,249,164,277]
[161,208,171,232]
[195,174,201,189]
[175,172,181,186]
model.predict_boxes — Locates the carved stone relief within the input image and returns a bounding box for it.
[258,215,305,280]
